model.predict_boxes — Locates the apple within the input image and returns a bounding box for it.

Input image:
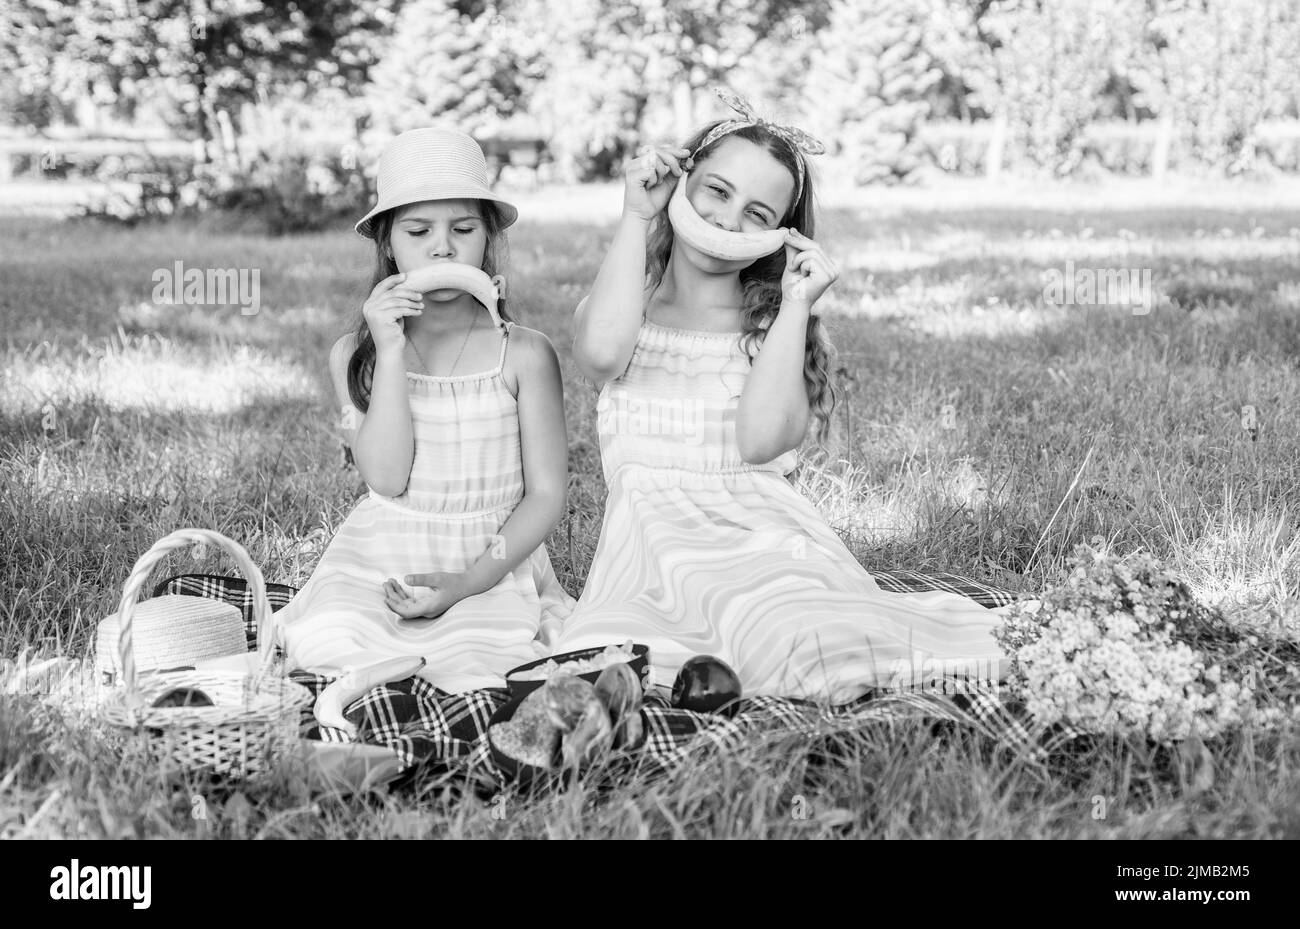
[670,655,743,717]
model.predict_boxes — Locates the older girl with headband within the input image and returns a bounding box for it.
[555,90,1020,703]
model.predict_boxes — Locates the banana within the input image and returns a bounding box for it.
[667,172,788,262]
[402,263,505,330]
[312,655,427,737]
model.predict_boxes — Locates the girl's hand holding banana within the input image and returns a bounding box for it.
[362,272,424,356]
[623,144,693,222]
[781,229,838,313]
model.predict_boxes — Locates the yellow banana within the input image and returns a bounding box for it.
[667,173,788,262]
[312,655,427,736]
[402,263,505,330]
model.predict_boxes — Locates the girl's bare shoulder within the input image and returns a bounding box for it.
[504,324,562,385]
[506,324,560,363]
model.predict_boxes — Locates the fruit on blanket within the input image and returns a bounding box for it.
[594,662,645,749]
[312,655,427,737]
[151,686,213,708]
[671,655,743,717]
[544,673,613,769]
[401,263,505,330]
[667,173,788,262]
[490,687,561,770]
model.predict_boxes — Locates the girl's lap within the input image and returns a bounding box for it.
[282,558,559,688]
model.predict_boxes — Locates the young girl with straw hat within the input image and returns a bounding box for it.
[276,127,574,695]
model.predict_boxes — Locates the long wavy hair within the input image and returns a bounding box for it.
[646,122,837,444]
[346,201,513,411]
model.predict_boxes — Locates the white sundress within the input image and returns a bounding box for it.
[277,323,574,693]
[553,319,1020,705]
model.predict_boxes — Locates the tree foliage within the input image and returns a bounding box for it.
[1,0,397,146]
[806,0,942,184]
[1128,0,1300,173]
[4,0,1299,184]
[363,0,502,141]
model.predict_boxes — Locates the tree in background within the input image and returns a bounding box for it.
[805,0,941,184]
[0,0,88,129]
[6,0,1300,188]
[500,0,651,181]
[494,0,821,180]
[976,0,1130,176]
[633,0,817,140]
[0,0,397,150]
[924,0,1141,179]
[1128,0,1300,176]
[363,0,513,144]
[921,0,993,123]
[728,1,832,126]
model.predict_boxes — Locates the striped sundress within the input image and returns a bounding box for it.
[553,320,1018,705]
[278,323,574,693]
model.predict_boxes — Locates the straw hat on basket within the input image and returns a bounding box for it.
[95,595,246,686]
[355,127,519,239]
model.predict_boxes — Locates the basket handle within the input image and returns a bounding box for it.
[116,528,278,701]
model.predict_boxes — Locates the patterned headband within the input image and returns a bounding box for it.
[690,87,826,204]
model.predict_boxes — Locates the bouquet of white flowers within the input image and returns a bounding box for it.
[994,545,1280,743]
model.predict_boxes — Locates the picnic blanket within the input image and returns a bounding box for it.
[155,571,1054,791]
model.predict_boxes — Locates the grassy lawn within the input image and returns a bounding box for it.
[2,176,1300,838]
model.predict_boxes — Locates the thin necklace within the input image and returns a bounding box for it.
[408,313,477,376]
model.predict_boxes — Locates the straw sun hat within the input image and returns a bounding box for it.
[355,127,519,239]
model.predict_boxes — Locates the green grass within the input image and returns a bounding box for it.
[3,176,1300,838]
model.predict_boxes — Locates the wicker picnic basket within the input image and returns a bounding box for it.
[98,528,313,780]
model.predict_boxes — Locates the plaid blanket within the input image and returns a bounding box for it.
[156,571,1057,791]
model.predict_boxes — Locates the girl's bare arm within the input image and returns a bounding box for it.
[737,230,837,463]
[573,144,690,386]
[735,303,812,463]
[330,334,415,497]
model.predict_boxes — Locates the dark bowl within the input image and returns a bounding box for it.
[505,644,651,698]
